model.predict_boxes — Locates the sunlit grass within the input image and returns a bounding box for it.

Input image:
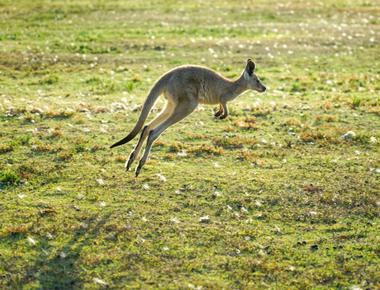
[0,0,379,289]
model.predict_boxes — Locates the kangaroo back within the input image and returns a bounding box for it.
[110,76,167,148]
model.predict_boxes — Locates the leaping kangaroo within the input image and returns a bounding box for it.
[110,59,266,176]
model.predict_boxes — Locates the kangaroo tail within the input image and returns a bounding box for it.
[110,77,166,148]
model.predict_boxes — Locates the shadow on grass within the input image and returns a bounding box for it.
[20,213,111,289]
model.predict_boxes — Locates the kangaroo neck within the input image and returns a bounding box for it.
[224,74,248,101]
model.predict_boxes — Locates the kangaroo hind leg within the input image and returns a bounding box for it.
[135,97,197,177]
[126,102,173,171]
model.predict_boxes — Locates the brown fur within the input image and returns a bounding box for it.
[110,59,266,176]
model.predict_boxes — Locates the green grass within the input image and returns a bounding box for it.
[1,0,379,289]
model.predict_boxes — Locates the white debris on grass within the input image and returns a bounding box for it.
[196,121,204,127]
[341,130,356,140]
[27,236,36,245]
[349,286,362,290]
[80,222,89,229]
[369,136,377,144]
[175,189,182,195]
[241,206,248,213]
[177,150,187,157]
[156,173,167,182]
[188,283,203,290]
[142,183,150,190]
[137,236,146,243]
[274,225,282,234]
[170,217,180,224]
[199,215,210,223]
[213,190,222,197]
[96,178,105,186]
[93,278,108,286]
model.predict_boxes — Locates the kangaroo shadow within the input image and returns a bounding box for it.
[21,212,111,289]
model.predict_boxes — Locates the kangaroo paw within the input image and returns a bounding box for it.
[219,113,228,120]
[125,159,133,171]
[214,110,223,118]
[135,164,142,177]
[125,152,136,171]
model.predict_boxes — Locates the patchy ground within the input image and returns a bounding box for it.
[0,0,379,288]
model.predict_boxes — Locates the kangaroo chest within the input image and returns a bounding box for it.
[197,82,220,104]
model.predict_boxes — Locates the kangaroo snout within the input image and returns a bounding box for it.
[256,84,266,92]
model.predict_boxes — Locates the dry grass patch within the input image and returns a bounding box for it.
[212,135,257,149]
[321,100,332,111]
[303,184,323,194]
[167,141,187,153]
[47,127,63,139]
[367,105,380,116]
[76,103,110,114]
[184,131,208,140]
[17,164,37,180]
[5,107,27,117]
[315,115,337,123]
[1,225,31,238]
[43,109,74,119]
[233,116,259,130]
[0,144,13,154]
[283,118,303,128]
[55,150,73,162]
[31,143,62,153]
[237,150,258,163]
[90,144,106,152]
[299,130,333,144]
[114,155,127,163]
[187,144,224,156]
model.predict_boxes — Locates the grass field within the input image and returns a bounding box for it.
[1,0,379,288]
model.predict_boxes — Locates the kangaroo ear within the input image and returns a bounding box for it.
[246,59,256,76]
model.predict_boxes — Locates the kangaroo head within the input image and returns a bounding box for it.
[243,59,266,92]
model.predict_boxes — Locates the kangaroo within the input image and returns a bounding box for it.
[110,59,266,176]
